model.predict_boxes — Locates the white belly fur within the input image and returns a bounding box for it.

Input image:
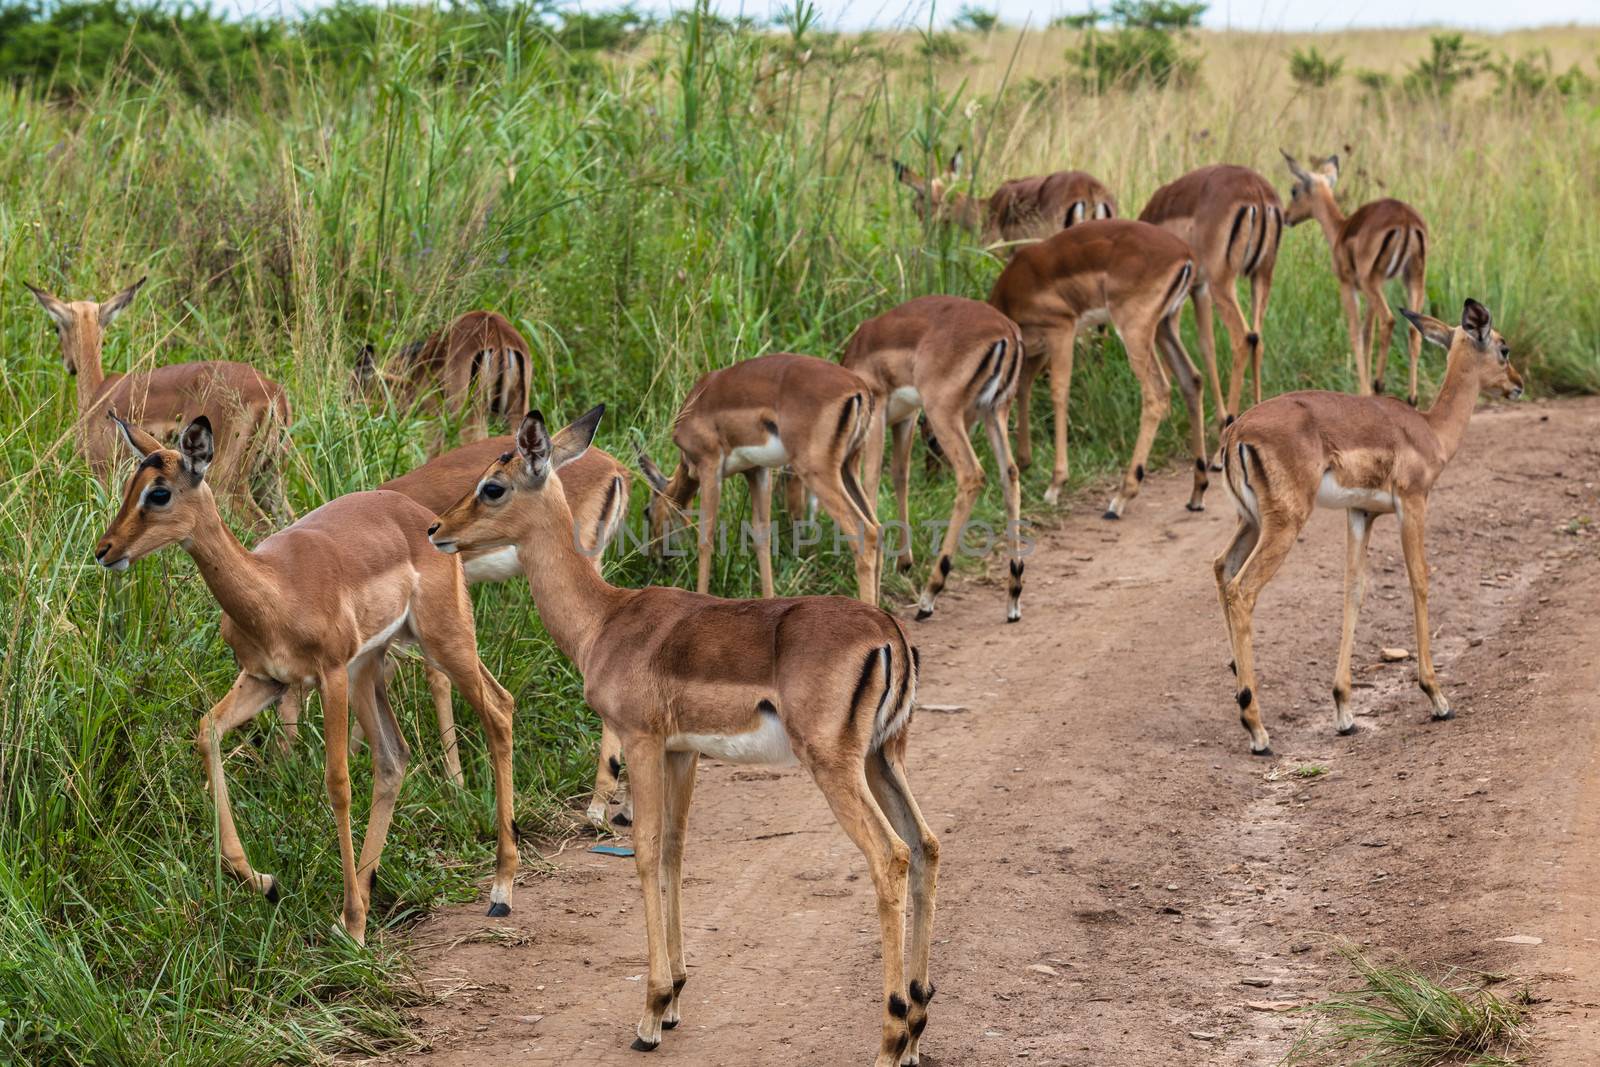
[463,545,522,584]
[354,610,411,660]
[668,711,798,766]
[722,434,789,475]
[1316,471,1396,514]
[887,385,923,423]
[1078,307,1111,330]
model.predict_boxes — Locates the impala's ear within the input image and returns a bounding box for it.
[1399,306,1453,350]
[178,416,213,481]
[26,283,72,328]
[354,342,377,385]
[1316,154,1340,183]
[893,159,924,193]
[1280,148,1312,184]
[947,146,964,178]
[1461,298,1493,349]
[99,276,146,326]
[107,409,162,460]
[549,404,604,472]
[516,409,554,480]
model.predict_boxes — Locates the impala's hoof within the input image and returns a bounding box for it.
[1251,746,1274,758]
[611,810,633,828]
[914,607,933,622]
[1337,724,1358,736]
[487,901,511,918]
[661,1019,679,1031]
[630,1037,659,1052]
[1432,709,1455,722]
[1102,509,1120,521]
[1005,612,1021,624]
[1186,502,1205,512]
[264,877,281,905]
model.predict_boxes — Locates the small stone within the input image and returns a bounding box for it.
[1027,963,1060,977]
[1240,977,1272,987]
[1245,1000,1297,1012]
[1495,934,1543,945]
[510,1014,545,1025]
[1188,1031,1219,1041]
[1381,647,1411,662]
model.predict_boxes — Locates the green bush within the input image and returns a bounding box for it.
[1065,0,1206,91]
[1402,32,1489,98]
[1289,45,1344,89]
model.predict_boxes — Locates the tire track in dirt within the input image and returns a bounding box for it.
[389,396,1599,1066]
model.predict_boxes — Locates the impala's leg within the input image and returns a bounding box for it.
[349,653,411,931]
[745,467,775,598]
[416,606,519,917]
[586,724,630,830]
[1248,264,1275,408]
[319,667,365,941]
[867,744,940,1066]
[1333,509,1376,735]
[197,672,286,898]
[660,749,698,1031]
[275,684,304,755]
[425,664,464,787]
[1212,515,1260,674]
[1399,495,1451,720]
[1222,515,1305,755]
[1213,277,1254,420]
[860,403,889,520]
[1103,323,1169,520]
[1041,322,1079,506]
[1157,315,1209,512]
[623,738,674,1051]
[915,408,983,621]
[1363,279,1396,397]
[884,416,917,574]
[781,468,806,523]
[1339,283,1367,394]
[1191,285,1228,441]
[1403,261,1426,406]
[982,401,1024,623]
[813,762,912,1067]
[694,462,722,596]
[1013,352,1043,473]
[806,471,882,605]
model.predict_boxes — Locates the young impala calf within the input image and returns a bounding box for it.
[638,352,881,603]
[1282,151,1429,404]
[989,218,1210,518]
[430,407,939,1067]
[842,296,1025,622]
[357,310,531,444]
[28,277,292,525]
[1214,299,1521,755]
[94,413,519,942]
[273,437,634,827]
[1138,165,1282,437]
[894,149,1117,255]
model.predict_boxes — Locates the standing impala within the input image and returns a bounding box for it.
[357,310,531,444]
[430,407,940,1067]
[272,437,635,827]
[842,296,1025,622]
[893,149,1117,255]
[28,277,292,525]
[1138,164,1282,438]
[1214,299,1521,755]
[1282,151,1429,404]
[94,413,520,943]
[989,218,1210,518]
[637,352,881,603]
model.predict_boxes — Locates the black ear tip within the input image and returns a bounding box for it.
[191,415,213,432]
[529,409,545,424]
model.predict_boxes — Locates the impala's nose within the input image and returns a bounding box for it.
[427,522,441,537]
[94,543,109,561]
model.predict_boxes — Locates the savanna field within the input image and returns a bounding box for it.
[2,3,1599,1061]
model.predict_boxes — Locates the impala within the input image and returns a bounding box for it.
[989,218,1210,518]
[94,413,519,942]
[28,277,292,526]
[430,407,940,1067]
[274,436,635,827]
[842,296,1025,622]
[1282,151,1430,404]
[1138,164,1282,438]
[893,149,1116,255]
[637,352,881,603]
[1214,299,1521,755]
[357,310,531,443]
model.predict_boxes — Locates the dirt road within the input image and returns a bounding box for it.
[396,396,1600,1066]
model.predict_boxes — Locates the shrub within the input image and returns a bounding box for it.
[1289,45,1344,89]
[918,30,969,62]
[953,5,1001,34]
[1402,32,1489,98]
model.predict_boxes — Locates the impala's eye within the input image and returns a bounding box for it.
[1499,343,1511,363]
[146,486,171,507]
[479,482,506,502]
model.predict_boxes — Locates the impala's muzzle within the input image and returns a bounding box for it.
[94,538,131,572]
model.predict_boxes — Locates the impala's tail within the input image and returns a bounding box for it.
[852,620,918,753]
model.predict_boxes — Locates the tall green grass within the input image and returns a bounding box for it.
[1,7,1596,1062]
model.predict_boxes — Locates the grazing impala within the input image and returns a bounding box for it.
[357,310,531,443]
[989,218,1210,518]
[1138,165,1282,437]
[1282,151,1429,404]
[94,413,520,942]
[272,437,634,827]
[1214,299,1521,755]
[842,296,1025,622]
[28,277,292,525]
[431,407,940,1067]
[637,352,881,603]
[893,149,1117,255]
